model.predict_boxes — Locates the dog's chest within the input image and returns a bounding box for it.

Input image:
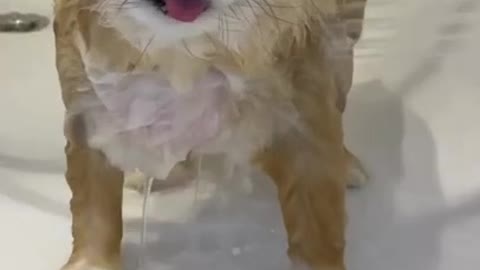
[79,67,252,179]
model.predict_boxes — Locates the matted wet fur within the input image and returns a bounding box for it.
[53,0,368,269]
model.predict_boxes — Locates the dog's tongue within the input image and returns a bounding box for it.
[166,0,208,22]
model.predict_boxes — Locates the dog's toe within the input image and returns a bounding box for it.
[345,149,368,189]
[124,169,149,192]
[346,161,368,189]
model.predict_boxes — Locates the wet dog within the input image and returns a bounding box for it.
[53,0,367,269]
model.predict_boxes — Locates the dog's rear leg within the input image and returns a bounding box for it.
[255,121,347,269]
[335,44,368,189]
[61,120,123,270]
[344,147,368,188]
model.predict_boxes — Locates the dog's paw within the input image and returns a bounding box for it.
[124,169,149,192]
[124,162,195,194]
[345,149,368,189]
[61,259,119,270]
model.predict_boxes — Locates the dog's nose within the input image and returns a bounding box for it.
[165,0,210,22]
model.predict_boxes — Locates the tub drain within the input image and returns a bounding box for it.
[0,12,49,32]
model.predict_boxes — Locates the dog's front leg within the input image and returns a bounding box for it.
[255,82,347,269]
[256,131,346,270]
[256,135,347,270]
[53,12,125,269]
[61,118,124,270]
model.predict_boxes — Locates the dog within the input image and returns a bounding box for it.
[53,0,368,269]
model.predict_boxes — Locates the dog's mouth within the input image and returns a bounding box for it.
[151,0,210,22]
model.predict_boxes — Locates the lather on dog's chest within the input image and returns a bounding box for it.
[54,0,368,269]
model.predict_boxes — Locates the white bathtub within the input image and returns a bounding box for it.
[1,0,480,269]
[0,1,70,269]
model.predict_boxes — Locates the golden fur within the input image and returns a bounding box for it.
[53,0,368,269]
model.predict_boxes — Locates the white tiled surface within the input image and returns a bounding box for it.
[1,0,480,269]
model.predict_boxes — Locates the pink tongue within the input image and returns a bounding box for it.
[165,0,208,22]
